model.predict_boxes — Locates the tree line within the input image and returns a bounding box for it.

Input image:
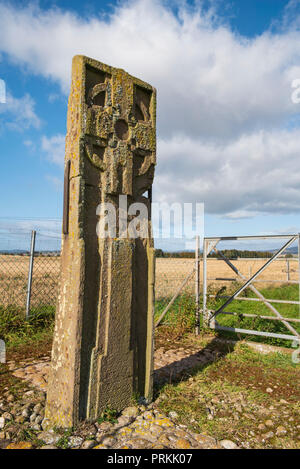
[155,249,278,259]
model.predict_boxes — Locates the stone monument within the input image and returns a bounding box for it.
[45,55,156,428]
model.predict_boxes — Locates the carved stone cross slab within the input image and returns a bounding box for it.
[45,56,156,428]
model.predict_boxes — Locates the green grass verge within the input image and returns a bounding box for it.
[208,283,300,347]
[155,284,300,348]
[156,341,300,449]
[0,304,55,348]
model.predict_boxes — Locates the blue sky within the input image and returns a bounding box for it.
[1,0,300,251]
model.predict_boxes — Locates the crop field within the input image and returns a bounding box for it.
[0,255,299,307]
[156,257,299,298]
[0,255,60,309]
[0,255,299,348]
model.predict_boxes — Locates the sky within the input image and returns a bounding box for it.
[1,0,300,251]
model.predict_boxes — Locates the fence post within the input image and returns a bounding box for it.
[286,259,290,282]
[298,234,300,319]
[203,238,208,327]
[26,230,36,319]
[195,235,200,335]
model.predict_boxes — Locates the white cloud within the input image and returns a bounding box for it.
[41,134,65,166]
[0,78,5,103]
[155,128,300,216]
[46,174,63,190]
[0,217,61,251]
[1,1,300,217]
[0,92,40,131]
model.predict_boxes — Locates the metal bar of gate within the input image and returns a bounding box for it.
[298,233,300,318]
[212,236,297,317]
[208,277,299,284]
[195,236,200,335]
[26,230,36,319]
[213,325,299,342]
[203,239,207,326]
[214,311,300,323]
[205,234,296,241]
[155,269,195,328]
[208,295,300,306]
[213,247,300,338]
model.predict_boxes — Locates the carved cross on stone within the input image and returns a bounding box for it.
[44,56,156,428]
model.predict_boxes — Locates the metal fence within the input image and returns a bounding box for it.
[0,230,61,317]
[0,229,197,322]
[203,234,300,344]
[1,228,300,346]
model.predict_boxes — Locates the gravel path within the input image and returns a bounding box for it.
[0,346,229,449]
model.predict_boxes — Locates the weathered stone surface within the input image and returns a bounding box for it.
[6,442,33,450]
[175,438,192,449]
[276,426,287,436]
[69,436,84,448]
[220,439,238,449]
[192,433,219,449]
[122,406,139,419]
[45,56,156,428]
[40,445,58,450]
[81,440,96,449]
[37,431,61,445]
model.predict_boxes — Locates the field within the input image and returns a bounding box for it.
[0,254,299,306]
[0,254,298,348]
[156,257,299,298]
[0,255,60,309]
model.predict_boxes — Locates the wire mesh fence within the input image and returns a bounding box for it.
[1,225,299,346]
[0,253,29,310]
[154,257,196,327]
[0,229,198,323]
[0,229,61,317]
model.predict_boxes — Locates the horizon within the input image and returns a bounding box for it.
[1,1,300,251]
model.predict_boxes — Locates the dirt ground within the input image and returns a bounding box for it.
[1,332,299,449]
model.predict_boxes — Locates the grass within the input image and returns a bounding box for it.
[207,283,300,347]
[55,428,74,449]
[155,293,196,340]
[97,406,119,425]
[0,282,299,449]
[0,282,298,355]
[0,304,55,349]
[156,339,300,449]
[0,361,29,400]
[154,283,300,348]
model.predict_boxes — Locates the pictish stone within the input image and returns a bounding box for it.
[44,55,156,429]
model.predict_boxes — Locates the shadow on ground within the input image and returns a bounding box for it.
[153,336,236,395]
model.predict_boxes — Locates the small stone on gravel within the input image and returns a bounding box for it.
[220,440,238,449]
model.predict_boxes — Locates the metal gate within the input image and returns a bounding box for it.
[203,234,300,344]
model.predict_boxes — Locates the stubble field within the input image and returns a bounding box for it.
[0,255,298,308]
